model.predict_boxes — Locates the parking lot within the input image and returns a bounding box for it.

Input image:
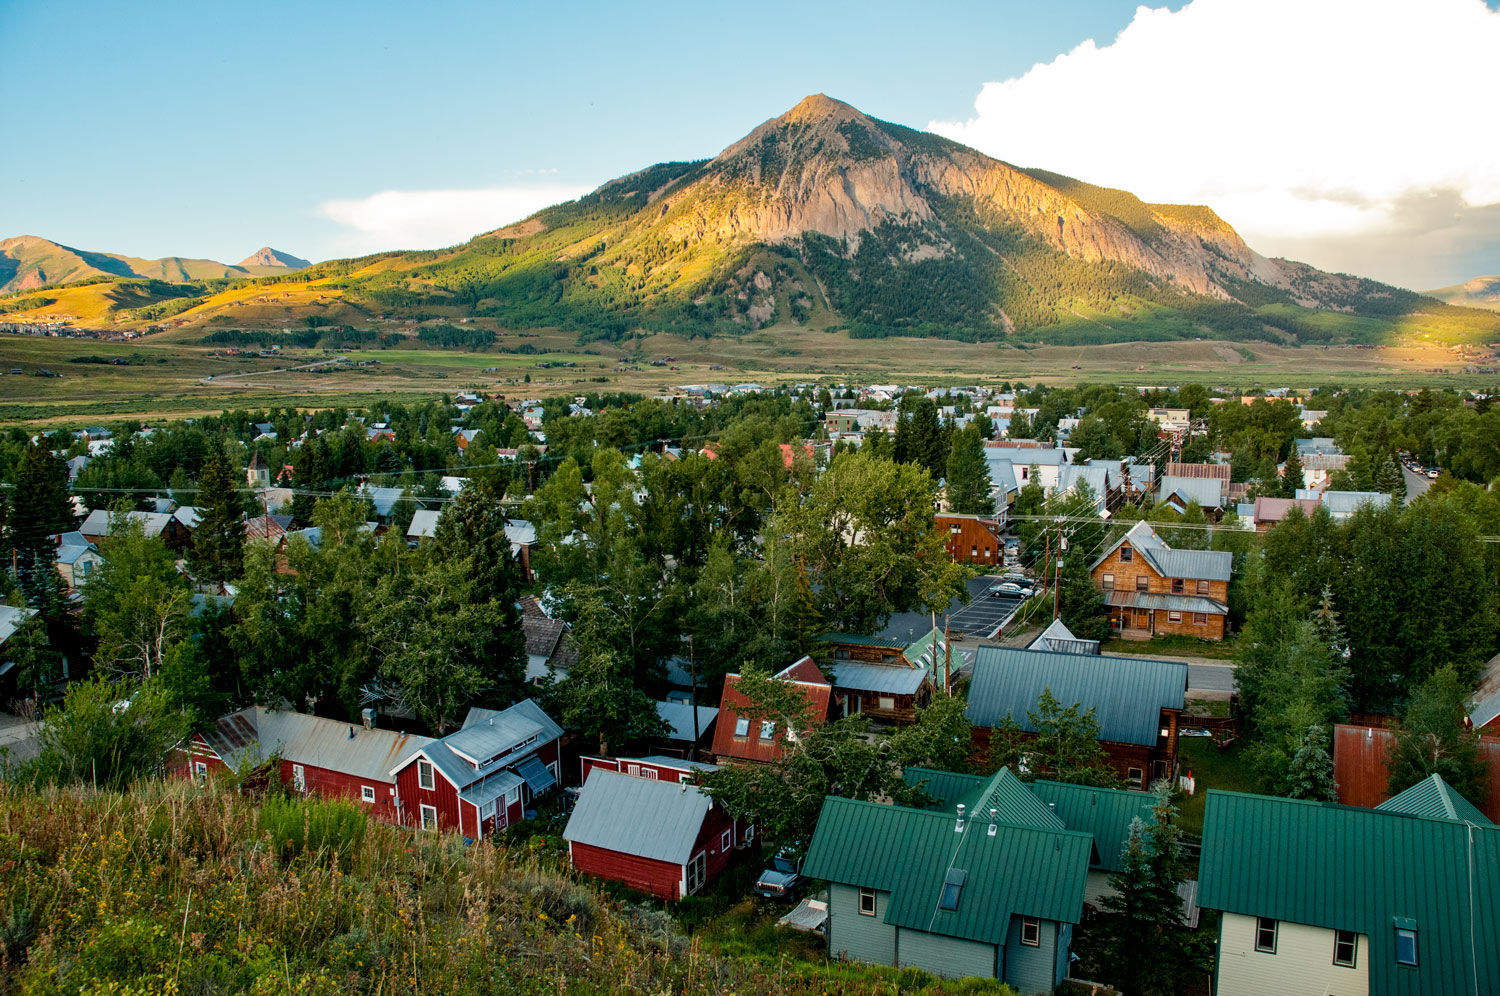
[945,576,1031,640]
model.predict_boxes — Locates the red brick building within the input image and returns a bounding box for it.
[565,756,753,899]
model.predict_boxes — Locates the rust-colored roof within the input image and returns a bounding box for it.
[1332,723,1500,822]
[1164,462,1230,480]
[711,666,833,764]
[1251,497,1321,524]
[777,655,827,684]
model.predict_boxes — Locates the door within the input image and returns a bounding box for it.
[686,851,707,896]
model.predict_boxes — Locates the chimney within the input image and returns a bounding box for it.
[955,803,966,833]
[361,707,375,730]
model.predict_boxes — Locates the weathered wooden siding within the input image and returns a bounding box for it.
[1214,912,1369,996]
[827,884,895,966]
[935,515,1003,566]
[897,926,996,979]
[1092,543,1228,640]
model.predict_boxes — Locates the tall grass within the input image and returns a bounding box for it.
[0,780,1016,995]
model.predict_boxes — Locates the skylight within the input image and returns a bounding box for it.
[938,868,967,911]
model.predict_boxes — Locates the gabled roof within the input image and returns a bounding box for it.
[966,647,1187,747]
[407,508,441,539]
[79,508,172,538]
[654,700,718,741]
[1029,780,1156,872]
[802,795,1091,944]
[816,633,905,651]
[711,661,833,763]
[563,768,714,865]
[1090,520,1231,582]
[1377,773,1493,826]
[0,604,38,647]
[828,662,929,696]
[1199,790,1500,996]
[1027,618,1100,656]
[205,706,433,783]
[390,699,563,790]
[1252,496,1321,523]
[1157,475,1225,509]
[1319,490,1393,517]
[775,655,827,684]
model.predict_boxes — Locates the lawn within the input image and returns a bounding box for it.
[1176,736,1258,837]
[1101,634,1239,660]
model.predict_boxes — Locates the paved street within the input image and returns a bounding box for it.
[1402,464,1432,504]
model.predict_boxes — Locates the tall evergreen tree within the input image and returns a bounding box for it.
[1099,784,1193,996]
[1286,724,1339,801]
[944,425,992,515]
[187,453,246,587]
[1280,448,1305,498]
[1386,666,1488,804]
[10,441,75,605]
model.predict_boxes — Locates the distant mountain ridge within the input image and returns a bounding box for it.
[1424,276,1500,312]
[0,236,309,294]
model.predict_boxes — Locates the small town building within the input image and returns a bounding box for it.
[1198,783,1499,996]
[1090,521,1232,640]
[934,513,1003,565]
[712,656,834,765]
[53,531,103,588]
[388,699,563,839]
[246,452,272,488]
[651,699,718,755]
[79,508,193,550]
[966,646,1187,787]
[1025,618,1099,656]
[564,757,750,899]
[1250,496,1322,532]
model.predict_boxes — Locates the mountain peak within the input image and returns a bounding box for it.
[238,247,310,269]
[781,93,862,125]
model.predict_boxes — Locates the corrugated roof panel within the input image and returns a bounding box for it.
[1376,773,1493,826]
[966,647,1187,747]
[563,769,713,865]
[828,663,929,696]
[1029,780,1156,872]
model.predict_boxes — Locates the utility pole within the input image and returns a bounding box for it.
[687,634,700,761]
[1054,525,1065,622]
[943,614,952,697]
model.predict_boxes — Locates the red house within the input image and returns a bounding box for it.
[388,699,563,840]
[711,656,834,765]
[174,706,433,824]
[564,756,752,899]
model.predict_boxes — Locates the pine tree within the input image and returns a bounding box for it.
[1099,783,1190,995]
[1280,448,1305,498]
[944,425,992,515]
[1374,453,1405,499]
[11,441,75,605]
[187,453,247,587]
[1057,551,1111,642]
[1286,724,1339,801]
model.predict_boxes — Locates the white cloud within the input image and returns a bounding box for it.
[318,183,593,254]
[930,0,1500,288]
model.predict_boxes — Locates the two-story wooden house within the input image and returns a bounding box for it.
[803,767,1094,992]
[388,699,563,840]
[934,513,1004,565]
[1089,521,1233,641]
[565,755,752,899]
[965,646,1187,787]
[1198,780,1499,996]
[711,656,834,764]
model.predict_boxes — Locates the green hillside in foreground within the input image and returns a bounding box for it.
[0,780,1012,996]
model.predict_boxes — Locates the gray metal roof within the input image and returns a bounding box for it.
[208,706,433,783]
[1318,490,1393,517]
[1157,475,1225,509]
[563,768,713,865]
[1027,618,1100,655]
[1090,520,1231,581]
[0,604,38,646]
[407,508,441,538]
[829,662,930,696]
[391,699,563,789]
[1105,590,1227,615]
[654,700,718,741]
[458,769,523,809]
[966,647,1187,746]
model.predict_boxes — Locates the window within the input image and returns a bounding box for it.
[878,696,896,711]
[1168,610,1183,624]
[1171,578,1185,594]
[1333,929,1357,968]
[1020,918,1041,947]
[292,764,306,792]
[679,772,693,784]
[734,716,750,738]
[417,759,434,790]
[642,767,658,780]
[686,851,707,895]
[1101,573,1115,590]
[626,763,640,776]
[721,828,733,851]
[361,785,376,803]
[1127,767,1144,787]
[859,889,877,916]
[1193,612,1208,625]
[1394,926,1418,966]
[1119,546,1133,563]
[938,868,967,911]
[194,761,208,780]
[1136,575,1150,592]
[759,720,776,740]
[1196,579,1210,595]
[481,799,496,819]
[970,545,978,558]
[835,648,850,660]
[420,804,438,831]
[1255,917,1278,953]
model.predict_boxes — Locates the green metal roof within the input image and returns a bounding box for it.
[803,795,1092,945]
[966,647,1187,746]
[903,767,987,809]
[1376,773,1494,826]
[1029,780,1156,873]
[1198,789,1500,996]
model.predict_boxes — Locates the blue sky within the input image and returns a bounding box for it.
[3,0,1498,288]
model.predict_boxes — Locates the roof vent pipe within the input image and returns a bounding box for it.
[988,807,998,837]
[955,803,966,833]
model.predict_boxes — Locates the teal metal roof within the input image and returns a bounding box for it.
[966,647,1187,747]
[803,795,1092,945]
[1198,790,1500,996]
[902,767,986,809]
[1376,773,1493,826]
[1029,780,1156,873]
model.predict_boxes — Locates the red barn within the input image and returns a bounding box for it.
[174,706,433,824]
[711,656,834,765]
[564,757,751,899]
[388,699,563,840]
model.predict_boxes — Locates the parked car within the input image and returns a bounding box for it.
[990,581,1028,597]
[1427,469,1440,479]
[754,850,803,901]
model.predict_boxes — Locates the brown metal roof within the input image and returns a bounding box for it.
[1163,461,1230,480]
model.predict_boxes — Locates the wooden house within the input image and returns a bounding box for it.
[1089,521,1232,641]
[965,646,1187,787]
[565,756,751,899]
[79,508,193,551]
[803,767,1094,992]
[388,699,563,839]
[711,656,834,765]
[174,706,432,825]
[53,531,103,589]
[934,513,1004,565]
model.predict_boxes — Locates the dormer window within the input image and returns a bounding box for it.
[1394,922,1418,966]
[938,868,967,911]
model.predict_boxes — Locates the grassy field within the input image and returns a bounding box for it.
[1176,737,1258,836]
[4,319,1500,427]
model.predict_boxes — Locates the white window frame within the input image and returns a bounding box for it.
[292,763,306,792]
[481,799,497,820]
[1255,917,1278,954]
[759,720,776,740]
[720,828,733,851]
[419,804,438,831]
[417,759,435,791]
[859,889,877,916]
[1020,917,1041,947]
[194,761,208,780]
[642,767,658,780]
[678,772,693,784]
[686,851,707,895]
[1127,767,1145,787]
[734,716,750,738]
[1333,929,1357,968]
[360,785,376,803]
[1394,926,1417,966]
[878,696,896,711]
